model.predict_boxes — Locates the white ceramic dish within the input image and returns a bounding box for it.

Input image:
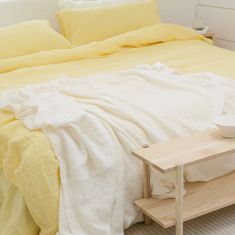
[213,114,235,138]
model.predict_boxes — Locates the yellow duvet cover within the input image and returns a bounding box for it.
[0,24,235,235]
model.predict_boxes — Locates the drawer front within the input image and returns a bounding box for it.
[198,0,235,9]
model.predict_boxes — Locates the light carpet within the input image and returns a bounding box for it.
[125,205,235,235]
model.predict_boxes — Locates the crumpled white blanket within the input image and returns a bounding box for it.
[1,63,235,235]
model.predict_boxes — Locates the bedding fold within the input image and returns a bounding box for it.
[0,24,206,74]
[0,110,60,235]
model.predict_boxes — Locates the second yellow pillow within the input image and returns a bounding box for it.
[57,0,161,45]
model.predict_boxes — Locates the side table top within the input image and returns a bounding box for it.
[132,129,235,173]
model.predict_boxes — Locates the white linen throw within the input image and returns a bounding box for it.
[1,63,235,235]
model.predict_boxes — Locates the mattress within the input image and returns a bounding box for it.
[0,23,235,235]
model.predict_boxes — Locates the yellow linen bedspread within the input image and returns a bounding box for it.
[0,24,235,235]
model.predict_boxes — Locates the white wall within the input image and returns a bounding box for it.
[158,0,197,26]
[0,0,59,28]
[0,0,197,28]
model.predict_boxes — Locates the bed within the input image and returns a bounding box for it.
[1,1,235,235]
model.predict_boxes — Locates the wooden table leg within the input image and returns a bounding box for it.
[176,164,184,235]
[143,162,152,225]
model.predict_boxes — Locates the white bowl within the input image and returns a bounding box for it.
[213,114,235,138]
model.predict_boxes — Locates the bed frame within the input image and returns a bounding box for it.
[0,0,59,29]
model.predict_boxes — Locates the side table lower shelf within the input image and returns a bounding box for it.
[135,170,235,229]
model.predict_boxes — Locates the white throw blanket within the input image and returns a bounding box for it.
[1,63,235,235]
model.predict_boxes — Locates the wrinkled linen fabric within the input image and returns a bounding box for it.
[1,62,235,235]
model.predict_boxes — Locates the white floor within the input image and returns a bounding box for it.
[125,205,235,235]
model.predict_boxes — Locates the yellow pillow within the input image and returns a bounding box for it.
[56,0,161,45]
[0,20,72,60]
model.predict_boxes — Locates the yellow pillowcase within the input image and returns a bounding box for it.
[0,20,72,60]
[56,0,161,45]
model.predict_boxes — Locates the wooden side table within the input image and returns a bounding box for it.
[203,32,215,41]
[132,129,235,235]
